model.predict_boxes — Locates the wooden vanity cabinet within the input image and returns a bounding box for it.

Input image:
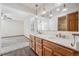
[43,39,62,56]
[30,35,79,56]
[43,40,54,56]
[35,37,43,56]
[54,44,74,56]
[67,12,78,31]
[43,39,79,56]
[43,46,53,56]
[30,35,36,52]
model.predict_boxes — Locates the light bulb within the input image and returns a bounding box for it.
[35,15,38,18]
[56,8,60,11]
[1,16,4,20]
[62,8,68,12]
[49,14,53,17]
[42,11,46,14]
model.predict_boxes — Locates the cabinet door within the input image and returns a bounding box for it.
[36,42,42,56]
[53,52,62,56]
[32,41,36,51]
[67,12,78,31]
[43,46,53,56]
[30,35,36,51]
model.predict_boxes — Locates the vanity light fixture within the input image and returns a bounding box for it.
[49,14,53,17]
[62,8,68,12]
[42,11,46,14]
[62,4,68,12]
[49,11,53,18]
[35,4,38,17]
[56,4,68,12]
[42,4,47,14]
[56,8,60,11]
[1,12,12,20]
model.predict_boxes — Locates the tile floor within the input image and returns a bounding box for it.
[2,46,37,56]
[1,36,29,55]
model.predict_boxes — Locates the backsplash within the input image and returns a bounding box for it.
[41,31,79,40]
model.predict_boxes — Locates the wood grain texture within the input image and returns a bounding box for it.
[35,37,43,56]
[67,12,78,31]
[30,35,36,52]
[43,39,79,56]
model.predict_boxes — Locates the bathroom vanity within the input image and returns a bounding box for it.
[30,34,79,56]
[29,11,79,56]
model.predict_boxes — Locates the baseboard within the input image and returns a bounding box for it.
[24,35,30,39]
[2,35,24,38]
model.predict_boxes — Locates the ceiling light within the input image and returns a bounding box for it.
[62,4,68,12]
[49,14,53,17]
[42,11,46,14]
[42,4,47,15]
[49,11,53,18]
[35,15,38,18]
[35,4,38,16]
[56,8,60,11]
[62,8,68,12]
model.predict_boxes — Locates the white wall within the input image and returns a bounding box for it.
[1,19,24,37]
[49,17,58,31]
[24,17,31,38]
[24,15,50,38]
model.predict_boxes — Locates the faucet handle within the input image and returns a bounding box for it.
[62,35,66,38]
[59,33,61,38]
[56,34,58,37]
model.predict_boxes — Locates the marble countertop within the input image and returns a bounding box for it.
[31,33,79,51]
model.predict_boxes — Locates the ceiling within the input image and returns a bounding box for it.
[2,3,79,21]
[2,3,57,15]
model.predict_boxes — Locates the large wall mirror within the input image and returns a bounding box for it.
[58,16,67,31]
[58,11,78,32]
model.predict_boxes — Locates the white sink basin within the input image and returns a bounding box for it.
[34,34,79,51]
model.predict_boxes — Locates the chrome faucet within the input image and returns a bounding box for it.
[71,35,76,47]
[37,30,42,34]
[38,31,42,34]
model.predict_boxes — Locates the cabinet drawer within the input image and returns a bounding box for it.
[36,48,42,56]
[36,42,42,48]
[43,46,53,56]
[43,40,56,49]
[30,35,35,41]
[54,44,74,56]
[36,37,42,43]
